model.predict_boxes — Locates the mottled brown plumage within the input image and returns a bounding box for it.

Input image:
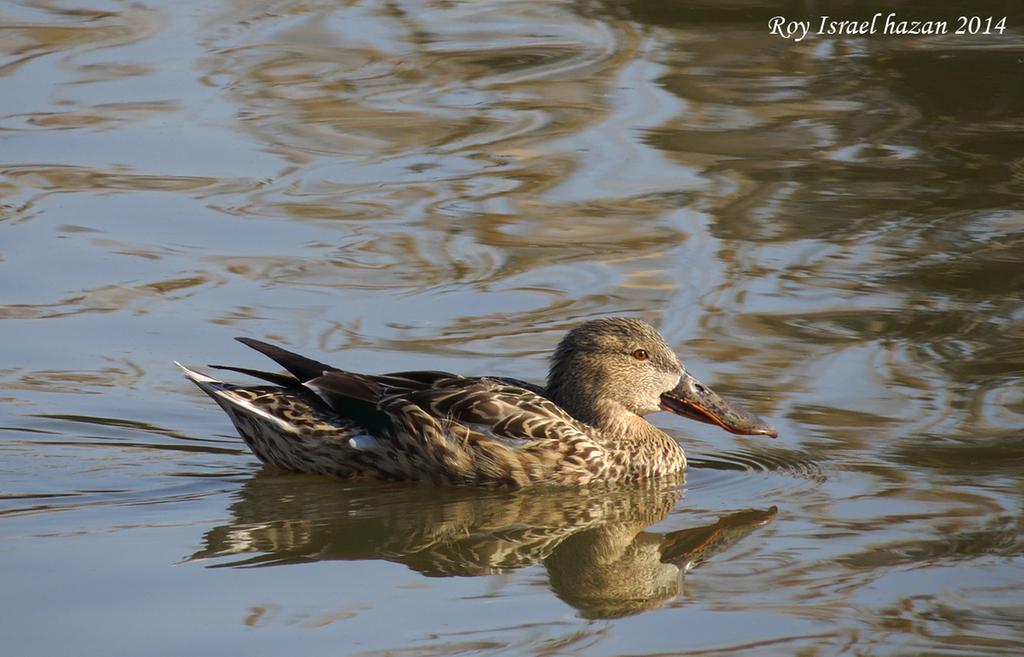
[177,318,776,487]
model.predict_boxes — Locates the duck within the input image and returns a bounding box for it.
[177,317,777,488]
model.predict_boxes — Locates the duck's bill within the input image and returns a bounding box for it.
[660,373,778,438]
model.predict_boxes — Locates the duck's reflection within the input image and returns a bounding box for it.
[191,471,776,618]
[546,505,778,618]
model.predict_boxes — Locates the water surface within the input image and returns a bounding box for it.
[2,1,1023,655]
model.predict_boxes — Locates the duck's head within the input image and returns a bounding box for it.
[547,317,777,437]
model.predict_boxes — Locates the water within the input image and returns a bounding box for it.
[2,0,1023,654]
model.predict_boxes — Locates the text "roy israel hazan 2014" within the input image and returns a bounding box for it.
[769,13,1007,43]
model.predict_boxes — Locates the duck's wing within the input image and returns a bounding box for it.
[234,337,582,445]
[304,371,586,448]
[405,377,583,444]
[376,377,605,486]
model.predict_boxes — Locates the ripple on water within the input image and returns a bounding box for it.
[686,445,827,500]
[0,412,247,519]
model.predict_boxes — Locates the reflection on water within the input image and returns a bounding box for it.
[190,472,775,619]
[2,0,1024,655]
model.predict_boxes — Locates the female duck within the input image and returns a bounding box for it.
[178,318,776,487]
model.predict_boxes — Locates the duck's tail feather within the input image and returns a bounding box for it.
[234,337,337,383]
[175,362,302,435]
[175,361,222,395]
[207,364,298,387]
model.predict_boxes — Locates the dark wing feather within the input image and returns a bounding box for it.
[207,364,299,387]
[305,370,467,408]
[303,371,392,435]
[235,337,337,382]
[306,371,383,406]
[235,337,460,392]
[301,370,473,438]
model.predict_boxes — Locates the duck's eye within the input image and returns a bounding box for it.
[632,349,649,361]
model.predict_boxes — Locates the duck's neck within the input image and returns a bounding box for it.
[546,390,656,440]
[561,396,641,436]
[547,358,622,431]
[547,388,687,474]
